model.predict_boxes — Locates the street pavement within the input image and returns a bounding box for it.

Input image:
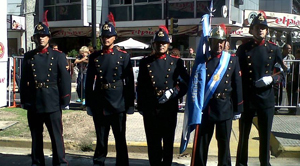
[4,83,300,165]
[1,147,300,166]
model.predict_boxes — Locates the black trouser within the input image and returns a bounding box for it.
[92,111,128,166]
[236,107,274,166]
[143,109,177,166]
[194,118,232,166]
[27,110,68,166]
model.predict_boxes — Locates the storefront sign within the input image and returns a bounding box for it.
[117,26,198,37]
[51,27,100,38]
[244,10,300,29]
[275,16,300,27]
[230,27,251,37]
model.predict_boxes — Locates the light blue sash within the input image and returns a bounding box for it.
[203,51,231,108]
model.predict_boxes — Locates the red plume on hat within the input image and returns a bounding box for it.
[43,10,49,27]
[108,12,116,27]
[159,25,169,34]
[258,10,267,19]
[219,23,227,35]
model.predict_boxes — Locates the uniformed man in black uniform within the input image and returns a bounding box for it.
[20,22,71,166]
[137,27,190,166]
[193,25,243,166]
[236,12,285,166]
[85,22,134,166]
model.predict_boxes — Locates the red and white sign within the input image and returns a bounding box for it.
[244,10,300,29]
[0,0,8,107]
[0,62,7,107]
[0,42,5,59]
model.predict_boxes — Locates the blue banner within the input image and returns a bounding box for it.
[180,14,210,153]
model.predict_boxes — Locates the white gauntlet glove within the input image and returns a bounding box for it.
[255,76,273,88]
[233,113,241,120]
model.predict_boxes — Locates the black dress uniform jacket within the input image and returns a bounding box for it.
[237,39,284,110]
[137,54,190,112]
[193,52,243,166]
[20,47,71,112]
[137,53,189,166]
[205,53,243,121]
[236,39,285,166]
[85,47,134,115]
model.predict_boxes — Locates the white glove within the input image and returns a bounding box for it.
[86,107,93,116]
[158,89,174,104]
[233,113,241,120]
[255,76,273,88]
[165,89,174,99]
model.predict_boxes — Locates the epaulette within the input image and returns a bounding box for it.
[53,49,63,53]
[268,41,277,45]
[170,55,179,59]
[118,49,127,53]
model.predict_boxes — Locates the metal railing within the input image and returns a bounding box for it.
[6,57,300,113]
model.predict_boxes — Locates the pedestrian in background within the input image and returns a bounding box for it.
[74,46,89,105]
[51,42,59,51]
[235,12,285,166]
[170,48,181,58]
[282,44,295,72]
[88,46,95,54]
[286,49,300,115]
[224,41,230,52]
[137,26,189,166]
[192,25,243,166]
[20,22,71,166]
[85,20,134,166]
[188,47,196,58]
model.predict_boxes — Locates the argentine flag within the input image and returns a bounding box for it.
[180,13,211,153]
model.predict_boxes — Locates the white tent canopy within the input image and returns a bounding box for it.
[115,38,149,49]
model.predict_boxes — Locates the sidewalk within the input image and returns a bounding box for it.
[0,113,260,157]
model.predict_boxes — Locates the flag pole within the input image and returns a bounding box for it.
[190,124,200,166]
[189,1,214,165]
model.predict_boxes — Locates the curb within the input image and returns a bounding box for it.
[252,117,300,158]
[0,137,194,155]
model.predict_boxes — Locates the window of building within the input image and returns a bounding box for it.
[109,6,132,21]
[110,0,120,4]
[196,0,223,18]
[169,2,194,18]
[135,0,147,2]
[134,4,162,20]
[110,0,132,5]
[44,0,81,21]
[135,0,160,2]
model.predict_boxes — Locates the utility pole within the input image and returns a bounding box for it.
[92,0,96,49]
[25,0,36,51]
[165,0,169,29]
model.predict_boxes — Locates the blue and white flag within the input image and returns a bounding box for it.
[180,13,211,153]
